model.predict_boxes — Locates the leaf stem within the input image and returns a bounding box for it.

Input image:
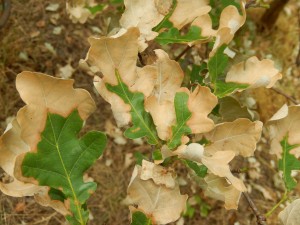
[265,191,288,217]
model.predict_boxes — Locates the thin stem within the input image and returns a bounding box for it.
[175,46,192,61]
[271,87,299,105]
[265,191,288,217]
[243,192,267,225]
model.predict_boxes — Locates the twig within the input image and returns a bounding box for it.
[243,192,267,225]
[270,87,299,105]
[175,46,192,61]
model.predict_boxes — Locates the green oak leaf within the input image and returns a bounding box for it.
[279,135,300,192]
[208,45,248,97]
[106,70,159,145]
[152,149,163,161]
[131,211,153,225]
[21,110,107,225]
[189,63,207,85]
[168,92,192,149]
[214,81,249,98]
[207,45,228,84]
[185,160,208,178]
[155,26,205,45]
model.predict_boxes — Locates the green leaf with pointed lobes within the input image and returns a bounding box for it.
[208,45,228,85]
[208,45,249,97]
[214,81,249,98]
[185,160,208,178]
[168,92,192,149]
[106,70,159,145]
[279,135,300,192]
[21,110,107,225]
[156,26,206,45]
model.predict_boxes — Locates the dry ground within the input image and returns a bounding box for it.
[0,0,300,224]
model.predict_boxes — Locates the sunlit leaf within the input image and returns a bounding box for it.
[20,110,107,225]
[214,81,248,98]
[279,199,300,225]
[207,45,228,84]
[155,26,205,45]
[168,92,191,149]
[106,70,159,145]
[126,162,187,224]
[226,56,282,89]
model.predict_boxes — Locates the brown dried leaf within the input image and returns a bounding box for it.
[120,0,171,50]
[140,160,176,188]
[126,163,187,224]
[192,4,246,56]
[0,119,42,197]
[279,199,300,225]
[191,14,215,37]
[150,50,184,103]
[180,85,218,134]
[201,151,246,192]
[155,0,173,15]
[171,143,246,192]
[267,105,300,158]
[203,174,242,210]
[169,0,211,30]
[145,97,175,140]
[145,50,184,140]
[226,56,282,88]
[16,71,95,150]
[204,118,263,157]
[85,28,140,86]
